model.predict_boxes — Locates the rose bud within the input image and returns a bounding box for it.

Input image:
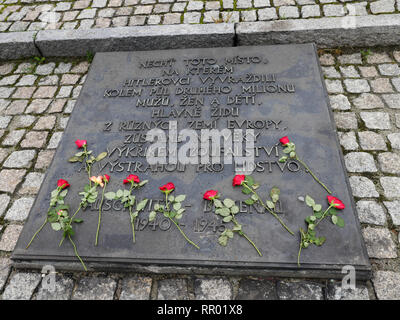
[103,174,110,183]
[203,190,218,200]
[90,176,104,187]
[279,136,290,145]
[123,174,140,184]
[232,175,245,187]
[75,139,87,149]
[57,179,70,189]
[327,195,345,210]
[159,182,175,193]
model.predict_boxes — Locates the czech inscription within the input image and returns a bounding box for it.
[13,45,370,279]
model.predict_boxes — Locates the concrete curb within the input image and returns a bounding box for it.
[0,14,400,60]
[0,31,39,60]
[236,14,400,48]
[35,23,235,57]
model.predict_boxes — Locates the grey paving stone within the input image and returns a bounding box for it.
[378,63,400,76]
[35,150,55,170]
[349,176,379,198]
[387,133,400,149]
[47,132,63,149]
[194,278,232,300]
[240,10,257,22]
[370,0,395,14]
[352,93,384,109]
[36,275,74,300]
[344,152,377,173]
[0,87,16,98]
[0,116,12,129]
[334,112,357,129]
[35,63,56,76]
[2,130,25,146]
[0,169,26,193]
[0,194,11,217]
[258,7,278,20]
[21,131,48,148]
[0,75,20,86]
[5,100,29,115]
[338,131,359,150]
[325,79,344,93]
[186,0,203,10]
[279,6,300,18]
[382,94,400,109]
[371,78,394,93]
[5,197,34,221]
[326,283,370,300]
[373,271,400,300]
[236,279,277,300]
[2,272,41,300]
[277,281,323,300]
[367,52,392,64]
[119,276,152,300]
[323,4,347,17]
[360,112,391,130]
[383,201,400,225]
[72,277,117,300]
[157,278,189,300]
[301,5,321,18]
[0,258,11,291]
[358,131,387,151]
[362,226,397,258]
[340,66,360,78]
[338,53,362,65]
[356,200,386,225]
[0,224,23,252]
[25,99,52,114]
[381,177,400,198]
[359,66,378,78]
[319,53,335,66]
[344,79,370,93]
[378,152,400,174]
[329,94,350,110]
[3,150,36,168]
[19,172,45,195]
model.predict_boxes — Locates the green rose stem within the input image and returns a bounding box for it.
[26,187,63,249]
[297,203,334,266]
[166,193,200,250]
[59,204,82,247]
[83,145,92,187]
[128,183,136,243]
[68,235,87,271]
[242,183,294,236]
[295,156,332,194]
[95,182,107,246]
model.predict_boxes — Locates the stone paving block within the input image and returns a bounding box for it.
[0,169,26,193]
[119,276,152,300]
[319,53,335,66]
[338,131,358,150]
[4,100,29,115]
[387,133,400,149]
[3,150,36,168]
[72,277,117,300]
[323,4,347,17]
[338,53,362,65]
[0,258,11,291]
[277,281,323,300]
[358,131,387,150]
[370,78,394,93]
[21,131,48,148]
[326,283,370,300]
[370,0,395,14]
[236,278,277,300]
[5,197,35,221]
[12,87,35,99]
[356,200,386,225]
[378,63,400,76]
[325,80,344,93]
[47,132,63,149]
[373,271,400,300]
[344,79,370,93]
[329,94,350,110]
[257,7,278,20]
[157,278,189,300]
[359,66,378,78]
[352,93,384,109]
[194,278,232,300]
[340,66,360,78]
[362,226,397,258]
[380,177,400,198]
[33,115,56,130]
[2,272,41,300]
[35,150,55,170]
[279,6,300,19]
[344,152,377,173]
[334,112,357,129]
[349,176,379,198]
[367,52,393,64]
[19,172,45,195]
[2,130,25,146]
[378,152,400,174]
[36,275,74,300]
[360,112,391,129]
[301,5,321,18]
[382,94,400,109]
[9,115,35,129]
[383,201,400,225]
[0,224,23,252]
[0,194,11,217]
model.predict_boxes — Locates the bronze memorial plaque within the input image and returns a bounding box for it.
[13,44,371,279]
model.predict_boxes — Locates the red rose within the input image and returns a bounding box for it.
[327,195,345,210]
[203,190,218,200]
[232,175,245,187]
[75,139,87,149]
[123,174,140,184]
[103,174,110,183]
[279,136,290,145]
[57,179,70,189]
[159,182,175,193]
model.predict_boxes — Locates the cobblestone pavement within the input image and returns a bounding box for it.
[0,0,399,33]
[1,47,400,300]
